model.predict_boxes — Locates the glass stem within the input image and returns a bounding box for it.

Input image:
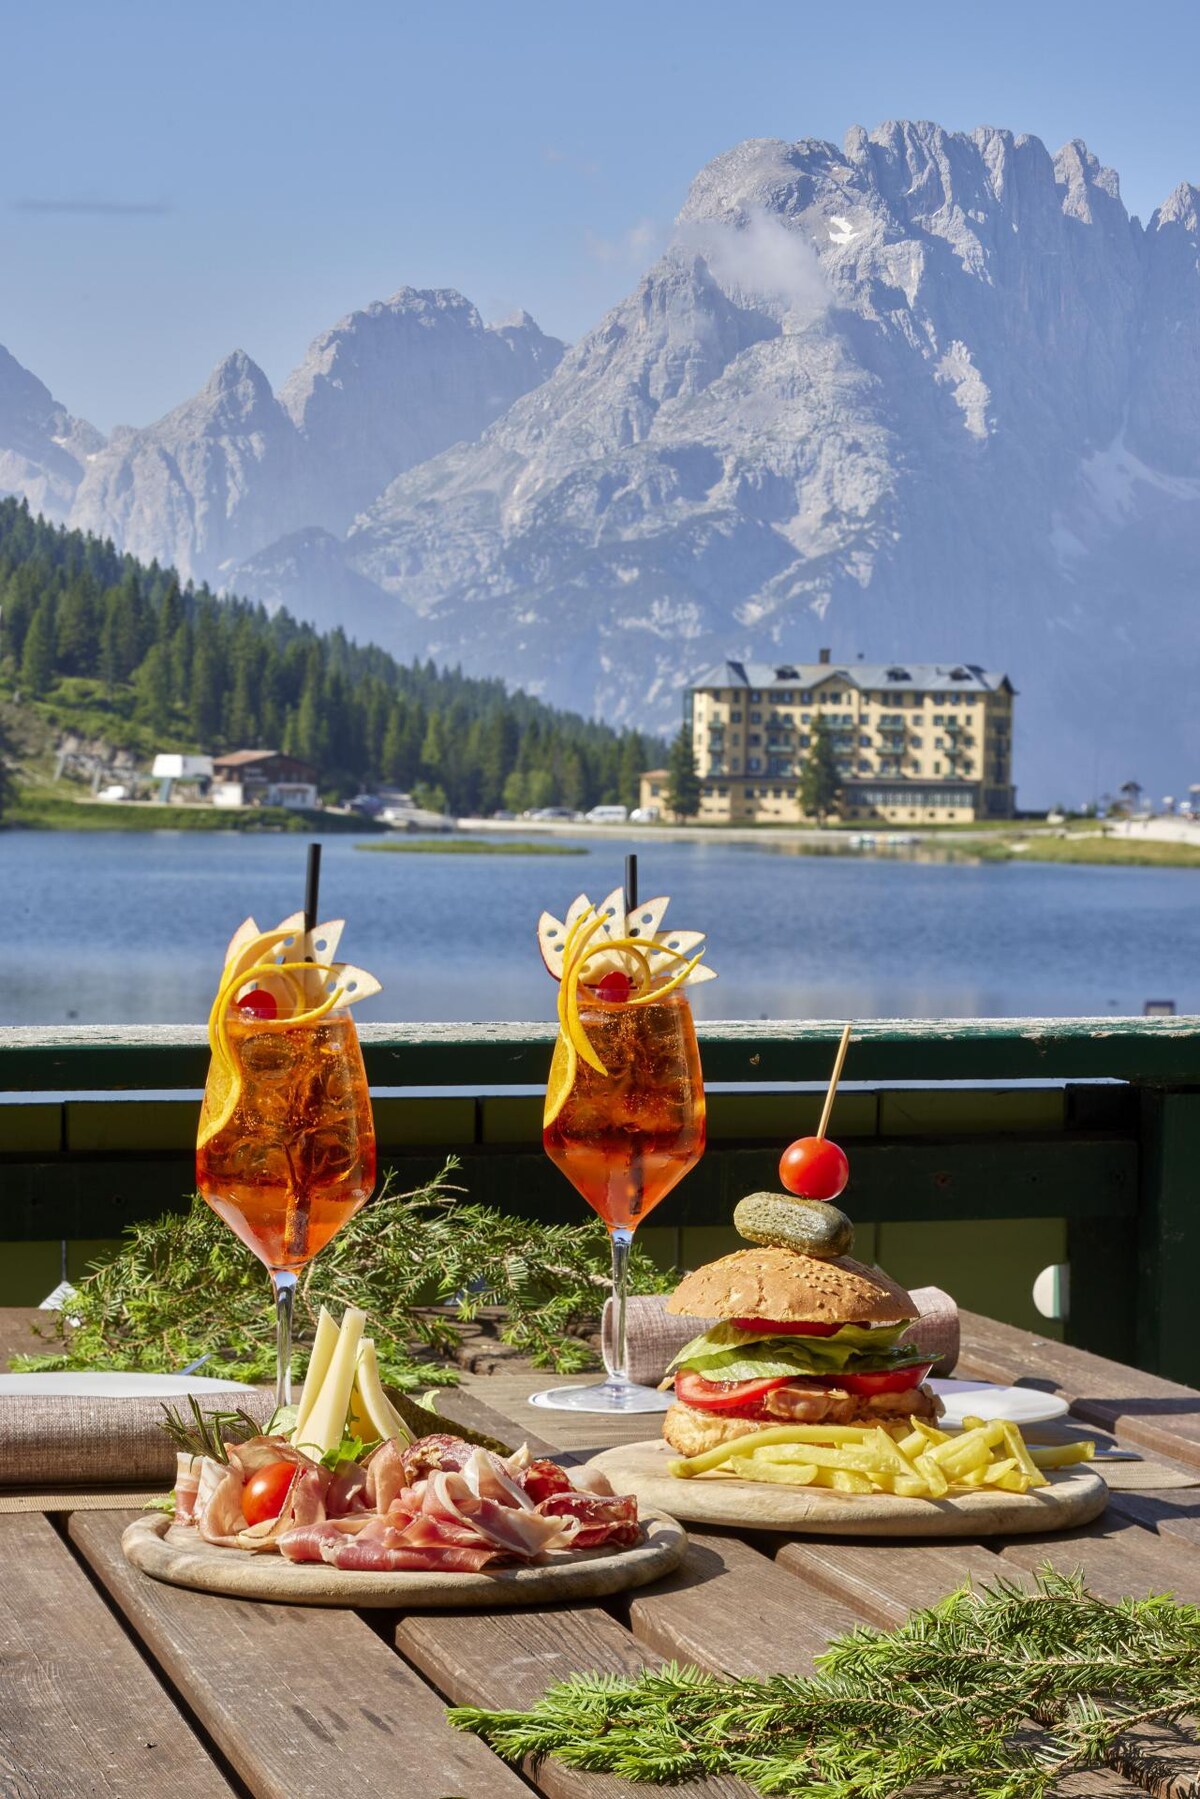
[271,1269,297,1410]
[606,1228,633,1385]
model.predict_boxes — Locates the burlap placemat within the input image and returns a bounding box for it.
[603,1286,960,1387]
[0,1388,275,1487]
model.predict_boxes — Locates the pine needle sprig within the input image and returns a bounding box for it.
[10,1160,672,1384]
[450,1571,1200,1797]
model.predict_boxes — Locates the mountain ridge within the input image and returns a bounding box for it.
[3,122,1199,800]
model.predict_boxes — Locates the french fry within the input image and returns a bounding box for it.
[732,1460,819,1486]
[668,1413,1062,1503]
[1000,1421,1049,1489]
[1028,1440,1094,1468]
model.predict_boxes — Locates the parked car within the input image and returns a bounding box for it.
[584,804,629,824]
[630,805,661,823]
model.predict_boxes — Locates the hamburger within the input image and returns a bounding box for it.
[662,1245,942,1458]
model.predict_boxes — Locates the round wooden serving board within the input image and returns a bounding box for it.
[121,1509,686,1608]
[579,1440,1108,1537]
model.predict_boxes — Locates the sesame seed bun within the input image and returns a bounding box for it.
[665,1246,916,1327]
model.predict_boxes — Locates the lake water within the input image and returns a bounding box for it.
[3,830,1197,1027]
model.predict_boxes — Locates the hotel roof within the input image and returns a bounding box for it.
[688,660,1012,694]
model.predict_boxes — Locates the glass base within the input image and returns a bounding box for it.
[528,1378,672,1414]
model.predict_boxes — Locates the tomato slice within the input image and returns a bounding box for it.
[241,1460,297,1526]
[675,1369,791,1411]
[730,1317,848,1337]
[838,1362,934,1396]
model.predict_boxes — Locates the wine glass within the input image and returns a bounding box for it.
[536,986,706,1412]
[196,996,376,1407]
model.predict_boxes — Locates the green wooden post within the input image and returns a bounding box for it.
[1136,1088,1200,1385]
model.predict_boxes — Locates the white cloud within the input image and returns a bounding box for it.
[676,208,830,324]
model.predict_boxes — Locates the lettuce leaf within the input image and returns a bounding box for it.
[668,1320,926,1383]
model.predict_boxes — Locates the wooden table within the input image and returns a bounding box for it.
[4,1310,1200,1798]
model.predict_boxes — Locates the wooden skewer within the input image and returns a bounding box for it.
[816,1022,853,1141]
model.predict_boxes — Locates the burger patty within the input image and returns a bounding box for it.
[762,1380,943,1424]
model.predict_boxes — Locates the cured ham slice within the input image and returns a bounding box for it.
[426,1470,574,1558]
[324,1535,500,1573]
[537,1490,641,1548]
[174,1453,202,1526]
[459,1446,538,1511]
[277,1520,367,1563]
[365,1438,411,1514]
[325,1461,370,1517]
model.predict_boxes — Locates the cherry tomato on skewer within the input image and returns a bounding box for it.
[779,1135,849,1201]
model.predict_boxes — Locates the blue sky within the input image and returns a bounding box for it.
[4,0,1199,432]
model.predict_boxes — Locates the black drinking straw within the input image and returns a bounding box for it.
[278,841,323,1352]
[624,851,638,916]
[304,841,322,940]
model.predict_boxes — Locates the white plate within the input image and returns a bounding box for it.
[930,1378,1068,1428]
[0,1372,258,1399]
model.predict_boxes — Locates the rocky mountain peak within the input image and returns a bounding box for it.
[0,343,103,523]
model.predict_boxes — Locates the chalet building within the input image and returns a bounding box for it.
[210,750,320,811]
[641,656,1016,825]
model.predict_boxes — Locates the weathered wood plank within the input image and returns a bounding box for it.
[393,1602,756,1799]
[771,1535,1014,1627]
[626,1528,860,1674]
[69,1510,529,1799]
[957,1309,1200,1467]
[1000,1517,1200,1604]
[0,1511,233,1797]
[4,1013,1200,1091]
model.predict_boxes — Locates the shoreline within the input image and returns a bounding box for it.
[6,796,1200,868]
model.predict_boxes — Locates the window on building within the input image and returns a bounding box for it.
[934,762,943,774]
[730,710,742,722]
[748,733,761,746]
[716,786,728,797]
[749,710,762,723]
[798,733,810,748]
[800,690,813,703]
[778,691,792,703]
[911,736,922,749]
[774,787,785,798]
[749,690,761,702]
[859,734,870,746]
[748,757,762,772]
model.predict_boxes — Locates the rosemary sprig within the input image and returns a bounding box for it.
[10,1162,672,1385]
[450,1570,1200,1797]
[158,1395,266,1462]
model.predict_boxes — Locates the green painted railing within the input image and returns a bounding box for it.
[2,1017,1198,1383]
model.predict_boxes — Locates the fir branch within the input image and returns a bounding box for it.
[10,1160,672,1384]
[449,1570,1200,1798]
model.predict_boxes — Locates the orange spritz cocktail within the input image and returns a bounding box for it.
[535,884,712,1413]
[196,909,380,1404]
[197,1008,375,1272]
[543,990,705,1232]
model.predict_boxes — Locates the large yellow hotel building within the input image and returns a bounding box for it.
[643,654,1015,825]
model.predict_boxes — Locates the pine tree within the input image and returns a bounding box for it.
[798,714,842,823]
[20,599,55,696]
[664,721,701,819]
[133,643,174,734]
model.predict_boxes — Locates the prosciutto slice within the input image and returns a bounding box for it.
[174,1453,202,1525]
[425,1469,574,1558]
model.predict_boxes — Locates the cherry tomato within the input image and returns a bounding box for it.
[241,1460,296,1525]
[731,1317,846,1337]
[593,969,632,1003]
[837,1362,933,1397]
[779,1136,849,1200]
[675,1370,791,1411]
[237,987,278,1021]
